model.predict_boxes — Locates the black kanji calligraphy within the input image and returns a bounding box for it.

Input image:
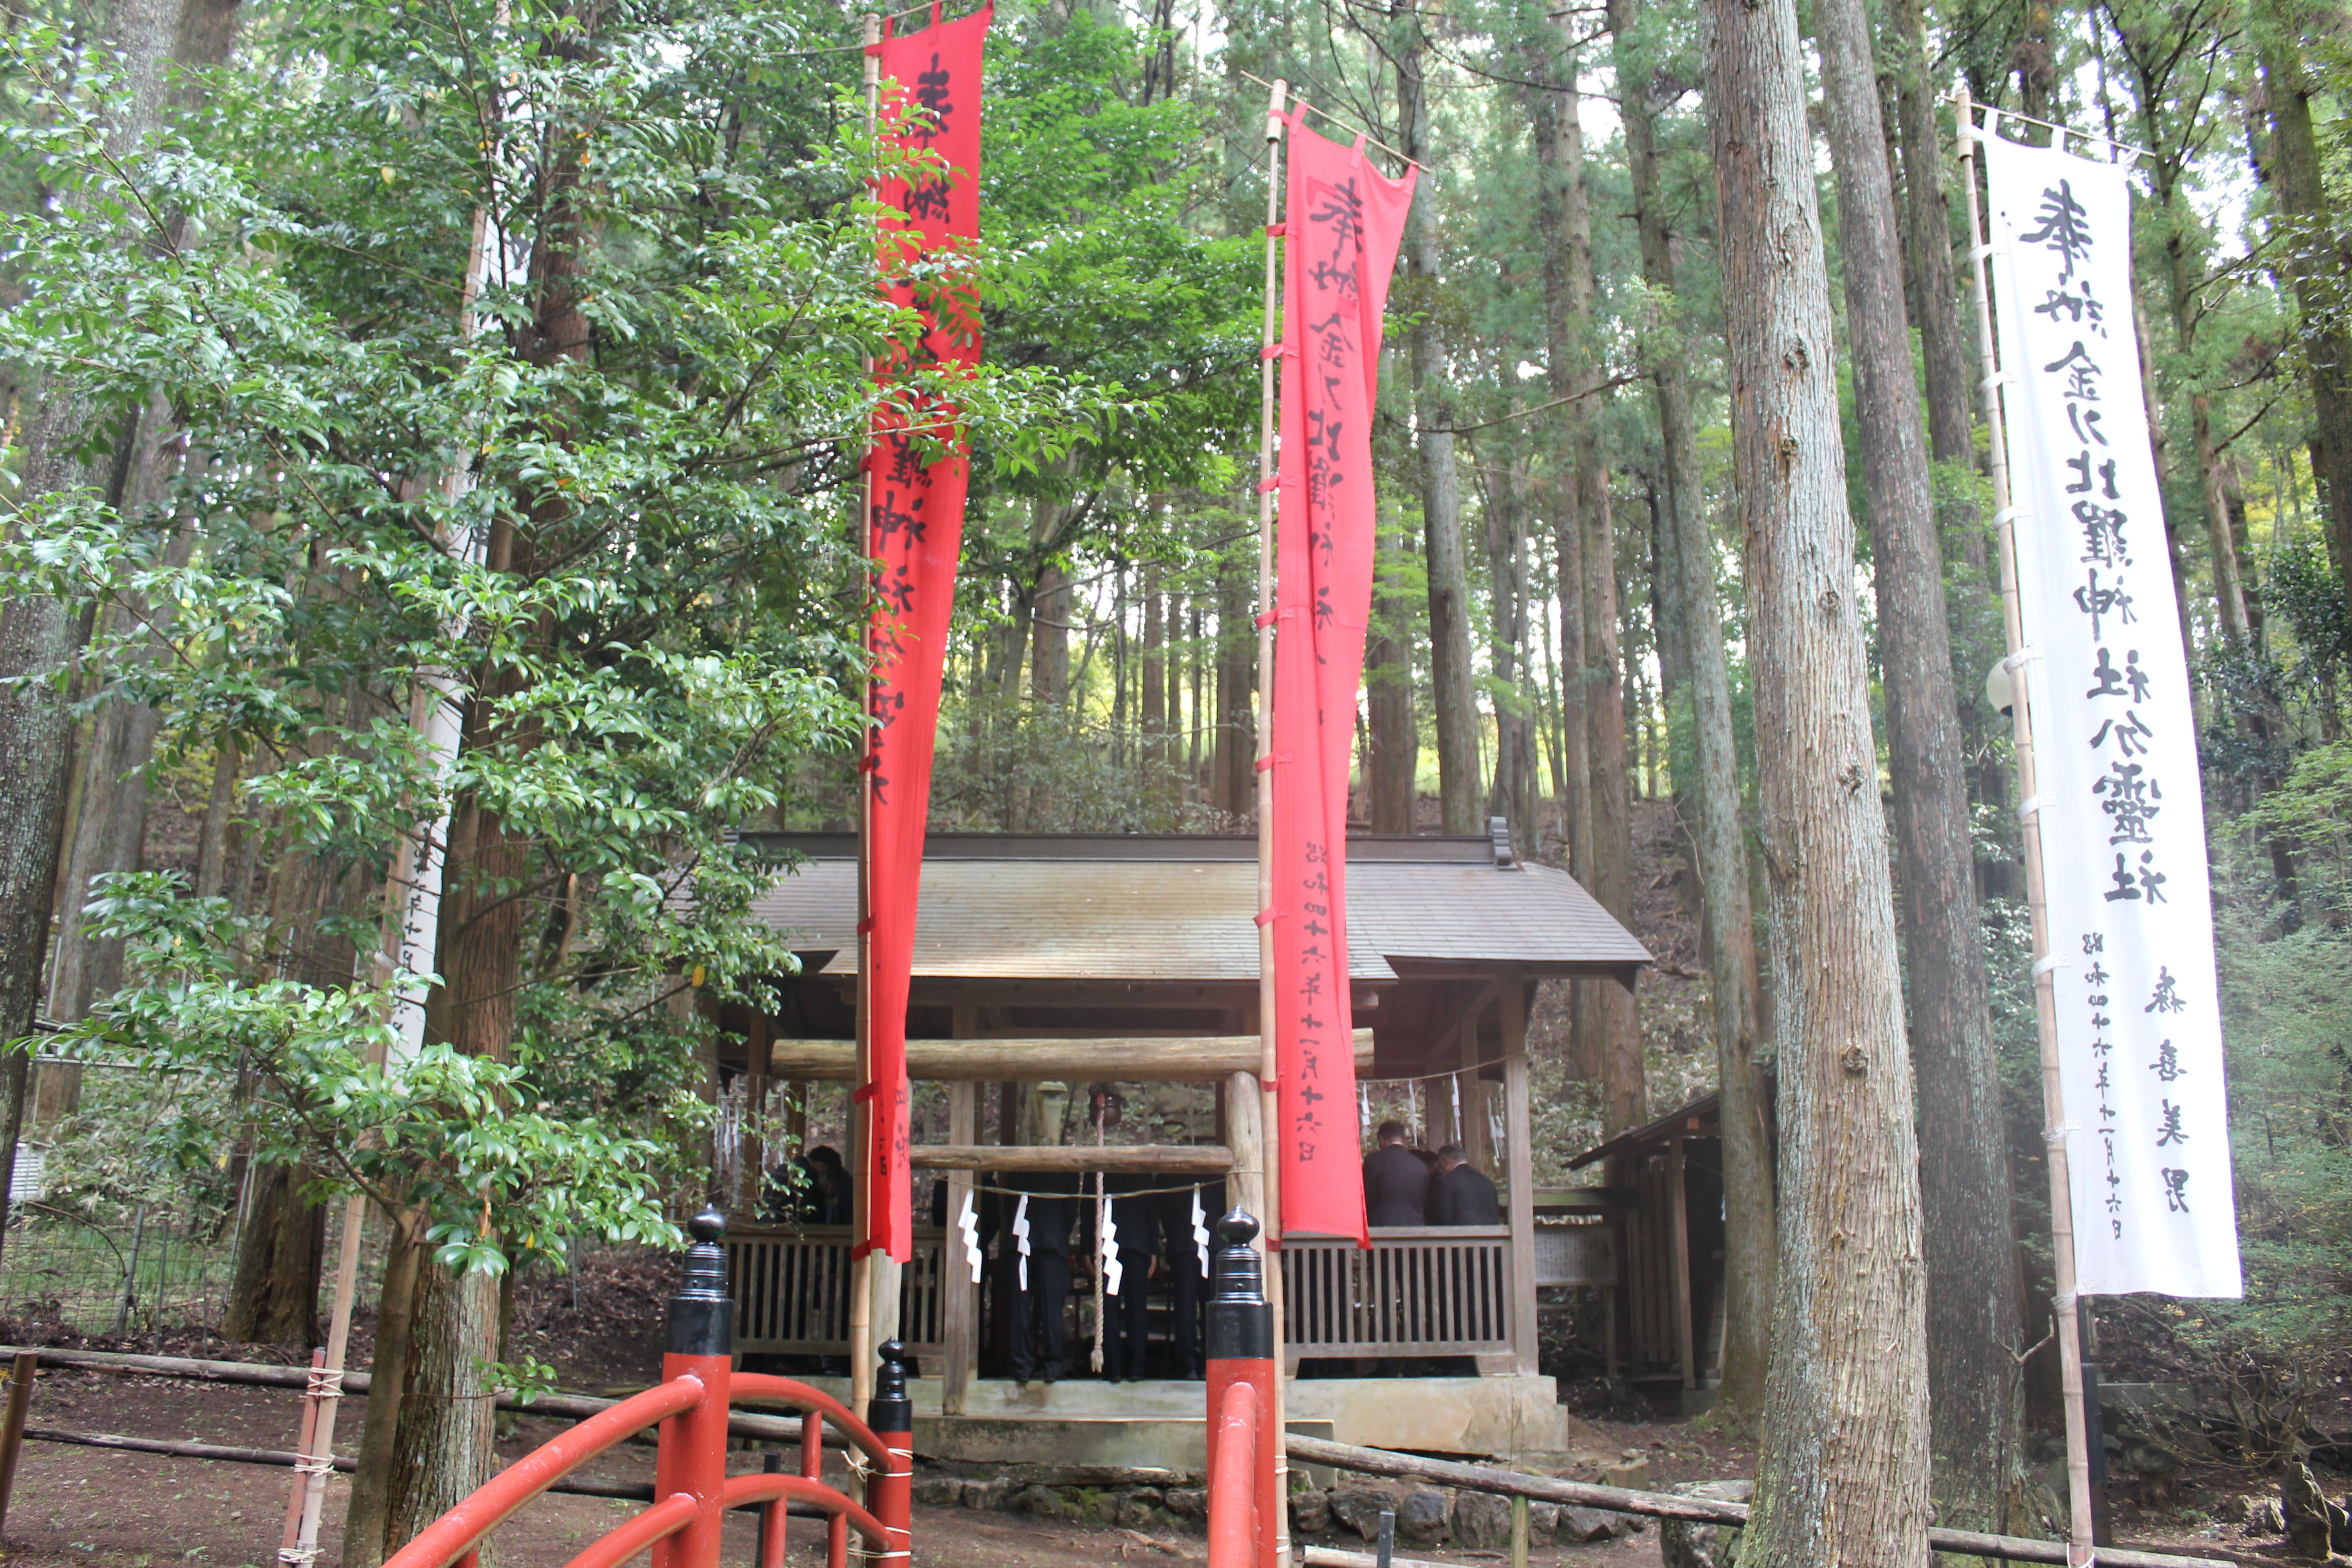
[2019,180,2094,282]
[2074,568,2137,640]
[2089,708,2154,757]
[2093,759,2162,844]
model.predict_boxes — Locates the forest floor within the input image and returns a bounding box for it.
[0,1309,2289,1568]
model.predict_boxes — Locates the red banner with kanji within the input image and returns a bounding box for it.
[1269,121,1415,1242]
[863,2,990,1264]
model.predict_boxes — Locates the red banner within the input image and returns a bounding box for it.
[863,2,990,1264]
[1269,122,1415,1242]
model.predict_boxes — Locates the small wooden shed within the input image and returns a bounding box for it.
[1566,1092,1741,1396]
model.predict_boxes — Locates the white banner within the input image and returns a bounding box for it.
[1983,129,2242,1298]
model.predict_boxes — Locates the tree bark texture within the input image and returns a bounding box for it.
[1707,0,1932,1554]
[1399,18,1482,835]
[1580,452,1642,1135]
[2260,34,2352,610]
[1215,555,1254,820]
[1367,493,1419,834]
[1029,559,1072,704]
[220,1161,325,1347]
[1608,0,1775,1421]
[382,1259,502,1552]
[0,0,224,1265]
[1532,39,1593,888]
[1816,0,2026,1530]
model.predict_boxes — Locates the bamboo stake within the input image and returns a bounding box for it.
[850,5,883,1418]
[1956,88,2097,1568]
[1252,75,1294,1568]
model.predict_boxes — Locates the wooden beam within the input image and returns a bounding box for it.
[1667,1136,1695,1392]
[1226,1071,1264,1222]
[770,1030,1373,1083]
[909,1144,1234,1174]
[1500,978,1540,1375]
[942,1079,977,1417]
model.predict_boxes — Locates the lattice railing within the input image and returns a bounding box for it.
[725,1225,944,1362]
[1277,1226,1513,1362]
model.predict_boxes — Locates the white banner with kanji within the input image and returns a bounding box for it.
[1983,127,2242,1298]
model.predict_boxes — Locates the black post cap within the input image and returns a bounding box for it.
[1206,1207,1272,1362]
[869,1338,913,1434]
[665,1205,734,1357]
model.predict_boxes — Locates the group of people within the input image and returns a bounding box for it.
[759,1118,1498,1386]
[984,1171,1221,1386]
[1363,1119,1501,1226]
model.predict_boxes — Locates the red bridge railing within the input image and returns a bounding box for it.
[1205,1211,1278,1568]
[381,1210,912,1568]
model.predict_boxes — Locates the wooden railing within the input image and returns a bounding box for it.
[1277,1227,1514,1365]
[725,1225,945,1364]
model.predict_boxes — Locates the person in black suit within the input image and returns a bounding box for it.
[1004,1171,1078,1383]
[1426,1143,1501,1225]
[1362,1120,1431,1227]
[1154,1161,1220,1379]
[1102,1173,1160,1381]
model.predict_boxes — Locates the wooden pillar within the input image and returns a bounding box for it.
[1460,1007,1492,1175]
[943,1083,977,1415]
[1666,1135,1695,1392]
[1501,978,1540,1376]
[1226,1070,1265,1226]
[944,1005,979,1415]
[742,1012,772,1215]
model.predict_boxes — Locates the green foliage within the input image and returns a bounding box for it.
[2,0,1103,1274]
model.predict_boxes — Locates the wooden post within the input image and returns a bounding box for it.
[743,1012,772,1214]
[279,1348,326,1552]
[0,1352,35,1534]
[1227,1072,1266,1231]
[1666,1137,1695,1393]
[943,1070,977,1415]
[1958,88,2096,1568]
[1460,1008,1491,1175]
[849,4,883,1415]
[1500,980,1539,1377]
[1250,76,1293,1568]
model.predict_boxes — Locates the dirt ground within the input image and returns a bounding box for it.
[0,1362,2278,1568]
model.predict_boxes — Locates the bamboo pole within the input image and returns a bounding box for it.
[1252,74,1294,1568]
[850,5,884,1418]
[1956,88,2096,1568]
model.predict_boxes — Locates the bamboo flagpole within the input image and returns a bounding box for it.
[849,5,884,1418]
[1252,75,1294,1568]
[1956,86,2097,1568]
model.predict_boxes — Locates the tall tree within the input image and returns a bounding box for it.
[2256,10,2352,615]
[1608,0,1775,1421]
[1366,495,1420,833]
[1528,34,1592,889]
[1708,0,1932,1553]
[0,0,235,1260]
[1398,5,1483,833]
[1815,0,2026,1528]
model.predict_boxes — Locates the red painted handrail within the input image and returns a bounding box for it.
[721,1471,890,1544]
[375,1217,911,1568]
[381,1378,705,1568]
[726,1374,890,1463]
[555,1494,699,1568]
[1207,1380,1261,1568]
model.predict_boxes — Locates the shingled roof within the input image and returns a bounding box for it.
[741,833,1651,984]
